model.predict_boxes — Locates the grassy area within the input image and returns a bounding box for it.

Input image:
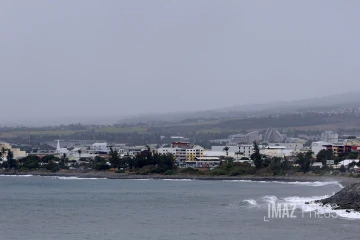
[94,126,148,133]
[0,126,148,138]
[196,128,238,134]
[0,130,88,138]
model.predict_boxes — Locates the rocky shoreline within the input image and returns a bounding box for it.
[316,183,360,212]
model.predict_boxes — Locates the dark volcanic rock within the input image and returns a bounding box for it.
[316,183,360,211]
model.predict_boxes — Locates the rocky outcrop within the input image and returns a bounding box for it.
[317,183,360,211]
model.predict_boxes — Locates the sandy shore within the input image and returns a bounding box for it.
[1,170,360,185]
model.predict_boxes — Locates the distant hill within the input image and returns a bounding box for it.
[117,92,360,123]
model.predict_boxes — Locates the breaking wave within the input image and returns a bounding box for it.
[282,195,360,220]
[240,193,360,220]
[262,195,278,204]
[162,179,194,181]
[223,180,343,188]
[129,179,153,181]
[243,199,258,206]
[274,181,344,188]
[49,176,106,180]
[0,175,33,177]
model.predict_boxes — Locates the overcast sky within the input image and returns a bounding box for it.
[1,1,359,125]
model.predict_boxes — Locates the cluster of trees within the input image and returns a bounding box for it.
[316,149,358,165]
[0,154,63,172]
[107,146,175,173]
[248,142,292,175]
[0,148,17,169]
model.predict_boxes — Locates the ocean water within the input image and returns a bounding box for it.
[0,176,358,240]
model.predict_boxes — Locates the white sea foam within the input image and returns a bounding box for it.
[243,199,258,206]
[262,195,278,204]
[223,180,268,183]
[0,174,33,177]
[129,179,153,181]
[51,176,106,180]
[162,179,194,181]
[223,180,343,188]
[282,195,360,220]
[274,181,344,188]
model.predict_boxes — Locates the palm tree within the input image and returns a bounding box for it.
[235,151,244,160]
[223,146,230,157]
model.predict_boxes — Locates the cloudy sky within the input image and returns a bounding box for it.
[1,1,359,125]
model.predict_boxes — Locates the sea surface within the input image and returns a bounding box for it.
[0,176,358,240]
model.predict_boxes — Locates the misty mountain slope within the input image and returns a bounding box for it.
[117,92,360,124]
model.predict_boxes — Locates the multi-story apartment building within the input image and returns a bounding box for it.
[185,146,204,161]
[320,131,339,144]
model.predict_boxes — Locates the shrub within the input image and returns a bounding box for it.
[180,168,200,175]
[163,170,175,175]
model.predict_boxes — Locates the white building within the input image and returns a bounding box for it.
[238,145,254,158]
[259,146,293,158]
[157,147,177,155]
[183,157,220,168]
[90,143,109,154]
[268,143,303,151]
[320,131,338,144]
[338,159,359,168]
[311,141,332,156]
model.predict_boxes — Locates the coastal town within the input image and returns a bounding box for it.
[1,128,360,176]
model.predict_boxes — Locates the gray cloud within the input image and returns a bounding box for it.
[1,0,359,125]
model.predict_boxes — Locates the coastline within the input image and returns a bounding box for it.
[1,171,359,185]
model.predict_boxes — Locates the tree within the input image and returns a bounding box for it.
[60,153,68,167]
[93,156,110,171]
[251,141,262,169]
[270,157,282,175]
[235,151,244,160]
[223,146,230,157]
[109,147,121,169]
[316,150,334,165]
[41,155,60,164]
[18,155,40,169]
[6,150,18,169]
[1,147,8,159]
[296,151,314,173]
[45,162,60,172]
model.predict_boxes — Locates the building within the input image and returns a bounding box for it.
[185,145,204,161]
[268,143,303,151]
[259,146,293,158]
[325,144,357,156]
[90,143,109,154]
[312,141,358,156]
[311,141,331,155]
[228,131,261,144]
[0,142,27,160]
[263,128,284,143]
[338,159,359,167]
[158,145,204,164]
[320,131,339,144]
[183,157,220,168]
[171,142,191,149]
[157,148,177,155]
[238,145,254,158]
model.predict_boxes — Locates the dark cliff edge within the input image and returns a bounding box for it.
[316,183,360,211]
